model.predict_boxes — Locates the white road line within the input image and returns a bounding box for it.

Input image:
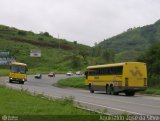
[74,100,145,115]
[48,87,160,109]
[143,96,160,101]
[42,92,145,115]
[78,94,160,109]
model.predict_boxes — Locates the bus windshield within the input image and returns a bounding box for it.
[11,65,27,74]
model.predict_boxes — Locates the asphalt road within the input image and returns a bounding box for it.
[1,74,160,115]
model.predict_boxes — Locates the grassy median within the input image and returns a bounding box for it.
[0,68,9,76]
[57,77,86,89]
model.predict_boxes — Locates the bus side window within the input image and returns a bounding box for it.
[109,68,113,75]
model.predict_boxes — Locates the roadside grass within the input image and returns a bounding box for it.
[0,68,9,76]
[142,87,160,95]
[0,85,130,121]
[0,86,89,115]
[57,77,86,89]
[0,86,103,121]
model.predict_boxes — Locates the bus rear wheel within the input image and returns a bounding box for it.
[89,84,94,93]
[110,86,114,95]
[125,91,135,96]
[106,85,109,94]
[109,85,118,95]
[90,90,94,93]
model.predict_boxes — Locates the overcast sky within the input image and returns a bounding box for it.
[0,0,160,46]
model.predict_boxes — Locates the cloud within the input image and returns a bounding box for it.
[0,0,160,46]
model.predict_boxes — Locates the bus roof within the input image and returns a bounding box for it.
[11,62,27,66]
[87,62,145,69]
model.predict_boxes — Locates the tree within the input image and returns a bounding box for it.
[73,41,77,44]
[71,55,82,69]
[79,50,88,60]
[40,32,50,37]
[17,30,27,36]
[137,42,160,86]
[79,50,88,65]
[91,46,103,57]
[43,32,50,37]
[102,49,115,63]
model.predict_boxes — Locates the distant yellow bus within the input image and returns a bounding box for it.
[9,62,28,84]
[85,62,147,96]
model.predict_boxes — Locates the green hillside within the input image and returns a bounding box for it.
[98,19,160,62]
[0,25,95,74]
[1,19,159,74]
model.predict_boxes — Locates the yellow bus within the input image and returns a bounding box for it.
[9,62,28,84]
[85,62,147,96]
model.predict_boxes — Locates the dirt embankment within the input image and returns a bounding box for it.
[0,34,75,50]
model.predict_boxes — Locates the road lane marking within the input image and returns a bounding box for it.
[75,100,145,115]
[143,96,160,101]
[79,94,160,109]
[22,87,144,115]
[52,88,160,109]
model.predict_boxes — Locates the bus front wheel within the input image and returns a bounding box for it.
[9,80,12,83]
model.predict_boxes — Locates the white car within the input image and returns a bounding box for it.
[76,71,83,75]
[66,71,73,76]
[34,74,42,79]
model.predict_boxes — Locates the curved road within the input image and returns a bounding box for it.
[0,74,160,115]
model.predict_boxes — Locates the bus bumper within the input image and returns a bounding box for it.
[123,86,147,92]
[9,77,27,82]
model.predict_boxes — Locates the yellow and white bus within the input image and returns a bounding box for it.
[9,62,28,84]
[85,62,147,96]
